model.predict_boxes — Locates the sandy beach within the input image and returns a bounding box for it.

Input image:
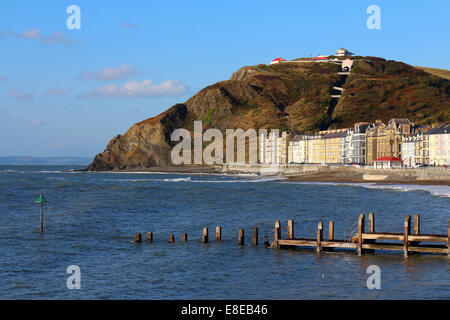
[284,170,450,186]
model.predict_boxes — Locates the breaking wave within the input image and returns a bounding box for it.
[284,181,450,198]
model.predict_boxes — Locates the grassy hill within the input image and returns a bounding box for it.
[415,66,450,80]
[88,56,450,170]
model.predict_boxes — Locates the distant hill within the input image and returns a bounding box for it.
[88,56,450,170]
[415,66,450,80]
[0,156,93,165]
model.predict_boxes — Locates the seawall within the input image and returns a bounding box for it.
[220,164,450,184]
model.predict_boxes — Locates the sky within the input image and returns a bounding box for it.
[0,0,449,158]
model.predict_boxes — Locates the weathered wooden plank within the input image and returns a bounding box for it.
[362,233,404,241]
[278,239,316,246]
[328,221,334,241]
[358,214,365,256]
[202,227,208,243]
[216,226,222,241]
[253,227,258,246]
[448,219,450,256]
[274,220,281,249]
[369,212,375,233]
[404,215,411,257]
[288,220,294,240]
[407,234,447,242]
[409,246,447,254]
[363,233,446,242]
[317,222,323,253]
[362,243,404,251]
[238,228,244,246]
[414,214,420,235]
[321,241,358,249]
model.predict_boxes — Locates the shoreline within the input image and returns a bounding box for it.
[283,173,450,186]
[83,165,450,186]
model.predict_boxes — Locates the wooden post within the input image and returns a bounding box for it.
[253,227,258,246]
[288,220,294,240]
[202,227,208,243]
[146,232,153,242]
[316,222,323,253]
[403,215,410,257]
[328,221,334,241]
[238,229,244,246]
[216,226,222,241]
[357,214,365,256]
[369,212,375,233]
[169,234,175,243]
[274,220,281,248]
[410,214,420,249]
[181,233,188,242]
[414,214,420,235]
[40,204,43,233]
[135,233,142,243]
[447,219,450,257]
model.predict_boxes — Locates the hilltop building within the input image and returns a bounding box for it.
[270,57,287,65]
[312,54,329,60]
[336,47,354,56]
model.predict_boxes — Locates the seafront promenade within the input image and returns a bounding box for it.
[221,164,450,185]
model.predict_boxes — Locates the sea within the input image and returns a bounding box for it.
[0,165,449,299]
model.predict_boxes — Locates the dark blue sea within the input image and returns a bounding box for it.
[0,165,449,299]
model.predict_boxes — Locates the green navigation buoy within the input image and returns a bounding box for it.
[36,194,48,233]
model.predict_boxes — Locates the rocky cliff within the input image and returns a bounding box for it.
[87,56,450,170]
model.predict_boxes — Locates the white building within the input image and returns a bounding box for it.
[426,124,450,166]
[270,57,287,65]
[260,130,290,164]
[336,47,353,56]
[288,135,308,163]
[373,156,403,169]
[344,123,369,164]
[401,135,417,167]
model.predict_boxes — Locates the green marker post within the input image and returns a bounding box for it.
[36,195,48,233]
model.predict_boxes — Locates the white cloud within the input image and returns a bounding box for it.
[17,29,41,39]
[78,64,137,81]
[121,22,141,29]
[43,88,68,97]
[41,31,70,45]
[30,118,45,126]
[80,79,188,98]
[14,29,72,45]
[8,90,34,102]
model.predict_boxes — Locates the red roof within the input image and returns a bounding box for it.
[374,156,403,162]
[272,57,286,62]
[313,56,328,60]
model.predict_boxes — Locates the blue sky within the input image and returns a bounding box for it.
[0,0,449,157]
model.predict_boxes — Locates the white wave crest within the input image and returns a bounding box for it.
[283,181,450,198]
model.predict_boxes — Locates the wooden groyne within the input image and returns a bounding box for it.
[133,226,260,246]
[271,213,450,257]
[133,213,449,257]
